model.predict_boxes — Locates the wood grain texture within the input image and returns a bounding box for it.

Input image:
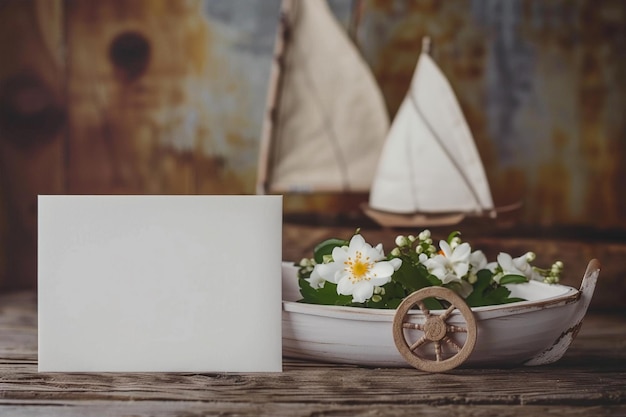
[0,291,624,416]
[0,0,66,290]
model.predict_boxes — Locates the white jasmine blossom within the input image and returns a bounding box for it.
[305,267,325,289]
[496,252,541,282]
[421,240,471,284]
[468,250,496,283]
[314,234,402,303]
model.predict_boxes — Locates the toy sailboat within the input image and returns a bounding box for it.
[256,0,389,197]
[362,38,516,227]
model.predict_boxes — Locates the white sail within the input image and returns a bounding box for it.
[368,42,494,217]
[257,0,389,194]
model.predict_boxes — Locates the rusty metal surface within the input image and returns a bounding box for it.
[357,0,626,230]
[0,0,624,290]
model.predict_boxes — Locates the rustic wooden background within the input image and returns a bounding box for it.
[0,0,624,290]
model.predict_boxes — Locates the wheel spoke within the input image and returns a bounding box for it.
[403,321,425,331]
[409,335,428,351]
[403,321,424,331]
[434,341,442,361]
[442,336,463,352]
[447,324,467,333]
[416,301,430,317]
[440,305,456,320]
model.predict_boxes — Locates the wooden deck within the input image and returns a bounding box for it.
[1,224,626,416]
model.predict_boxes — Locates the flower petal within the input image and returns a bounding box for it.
[351,282,374,303]
[348,234,366,251]
[315,262,341,282]
[439,240,452,257]
[452,261,469,278]
[336,277,354,296]
[389,258,402,270]
[452,242,471,262]
[305,268,325,289]
[369,261,394,279]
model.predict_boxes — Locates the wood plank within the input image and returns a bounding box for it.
[0,291,624,410]
[1,358,624,406]
[0,401,624,417]
[0,0,66,290]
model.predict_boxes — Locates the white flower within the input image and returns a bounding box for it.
[469,250,497,273]
[314,234,401,303]
[496,252,540,282]
[421,240,471,284]
[305,267,325,289]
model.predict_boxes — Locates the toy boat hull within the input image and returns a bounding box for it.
[281,260,600,368]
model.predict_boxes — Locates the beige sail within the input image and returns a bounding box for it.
[257,0,389,194]
[364,38,495,226]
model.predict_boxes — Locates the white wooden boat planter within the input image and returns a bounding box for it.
[281,259,601,372]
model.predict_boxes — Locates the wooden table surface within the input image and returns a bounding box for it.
[0,291,625,416]
[2,224,626,416]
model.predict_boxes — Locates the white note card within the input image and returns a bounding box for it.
[38,195,283,372]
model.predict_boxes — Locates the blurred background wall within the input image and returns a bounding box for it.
[0,0,624,290]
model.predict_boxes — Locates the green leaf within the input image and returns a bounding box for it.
[464,269,528,307]
[298,278,352,306]
[446,231,461,244]
[393,260,435,292]
[499,274,527,285]
[464,270,492,307]
[421,297,445,310]
[313,238,348,264]
[367,281,406,309]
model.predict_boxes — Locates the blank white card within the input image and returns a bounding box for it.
[38,195,283,372]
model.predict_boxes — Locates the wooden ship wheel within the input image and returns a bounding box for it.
[392,287,477,372]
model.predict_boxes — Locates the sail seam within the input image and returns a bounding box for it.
[404,115,421,213]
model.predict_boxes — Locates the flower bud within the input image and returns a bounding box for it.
[525,252,536,262]
[391,247,401,257]
[418,230,431,240]
[395,235,408,247]
[371,295,382,303]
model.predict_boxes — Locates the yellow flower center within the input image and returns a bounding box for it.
[345,251,373,283]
